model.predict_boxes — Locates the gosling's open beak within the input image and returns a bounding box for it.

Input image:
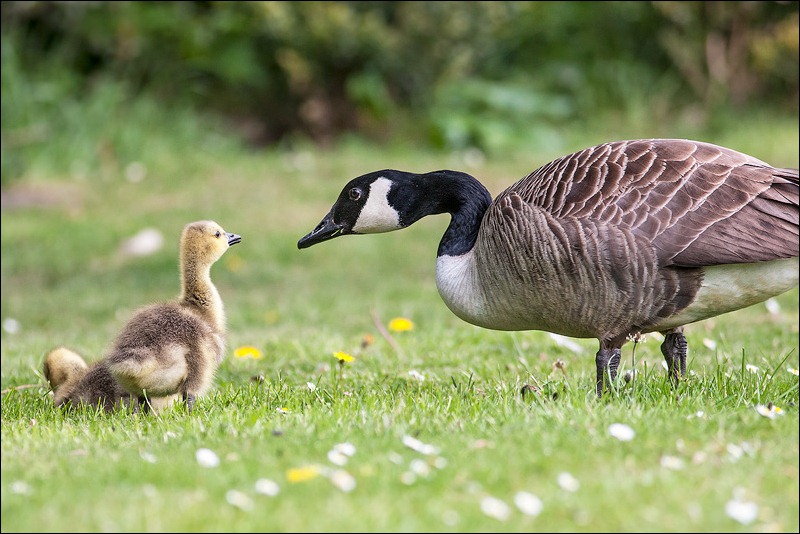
[298,210,346,249]
[227,233,242,246]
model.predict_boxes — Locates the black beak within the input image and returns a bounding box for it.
[298,210,346,249]
[227,233,242,246]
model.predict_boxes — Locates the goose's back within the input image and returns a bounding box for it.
[502,139,799,266]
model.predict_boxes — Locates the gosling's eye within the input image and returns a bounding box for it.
[215,231,221,238]
[348,188,363,202]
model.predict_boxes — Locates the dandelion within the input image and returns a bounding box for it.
[480,496,511,521]
[286,465,320,483]
[514,491,543,516]
[254,478,280,497]
[745,364,759,374]
[608,423,636,442]
[196,448,220,468]
[234,346,263,360]
[333,351,355,363]
[226,490,254,511]
[557,472,580,492]
[388,317,414,332]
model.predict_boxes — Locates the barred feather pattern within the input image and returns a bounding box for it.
[472,139,798,342]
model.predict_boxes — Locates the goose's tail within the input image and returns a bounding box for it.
[43,346,89,391]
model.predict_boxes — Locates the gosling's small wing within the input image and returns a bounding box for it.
[503,139,799,268]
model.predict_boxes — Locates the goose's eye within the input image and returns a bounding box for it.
[348,188,363,202]
[215,231,221,238]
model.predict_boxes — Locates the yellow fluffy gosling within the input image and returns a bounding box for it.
[104,220,241,413]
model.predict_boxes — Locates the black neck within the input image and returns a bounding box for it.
[398,171,492,257]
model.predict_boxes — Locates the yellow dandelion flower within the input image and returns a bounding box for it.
[333,351,355,363]
[234,346,263,359]
[286,465,320,483]
[388,317,414,332]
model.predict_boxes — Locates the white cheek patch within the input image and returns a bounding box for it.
[352,177,401,233]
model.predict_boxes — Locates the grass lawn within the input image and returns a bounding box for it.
[1,103,798,532]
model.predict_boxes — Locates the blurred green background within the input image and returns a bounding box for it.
[2,0,798,185]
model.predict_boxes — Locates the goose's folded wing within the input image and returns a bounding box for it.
[505,139,799,268]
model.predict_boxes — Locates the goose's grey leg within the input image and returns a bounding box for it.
[660,327,687,384]
[595,346,622,397]
[184,392,196,414]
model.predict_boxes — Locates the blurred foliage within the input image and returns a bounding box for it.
[1,1,798,183]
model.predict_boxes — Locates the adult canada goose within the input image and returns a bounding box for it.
[105,220,241,413]
[298,139,799,396]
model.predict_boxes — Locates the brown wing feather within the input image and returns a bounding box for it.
[502,139,799,267]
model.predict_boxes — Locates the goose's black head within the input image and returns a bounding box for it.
[298,170,427,249]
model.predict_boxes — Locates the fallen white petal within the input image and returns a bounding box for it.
[608,423,636,442]
[329,469,356,492]
[2,317,20,335]
[725,499,758,525]
[196,448,220,468]
[119,228,164,258]
[745,364,759,374]
[333,442,356,456]
[409,458,430,476]
[10,481,31,495]
[328,449,348,466]
[557,472,580,492]
[226,490,254,511]
[514,491,543,516]
[402,435,439,455]
[548,333,583,353]
[254,478,280,496]
[660,455,685,471]
[480,496,511,521]
[764,298,780,315]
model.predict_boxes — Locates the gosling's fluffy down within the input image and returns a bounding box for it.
[43,346,135,412]
[43,346,176,412]
[43,220,240,414]
[105,220,241,413]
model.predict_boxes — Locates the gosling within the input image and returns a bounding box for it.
[43,346,135,412]
[104,220,241,413]
[43,346,179,412]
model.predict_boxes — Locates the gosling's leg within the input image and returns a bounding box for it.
[137,396,152,415]
[660,327,687,384]
[595,347,622,397]
[184,392,196,414]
